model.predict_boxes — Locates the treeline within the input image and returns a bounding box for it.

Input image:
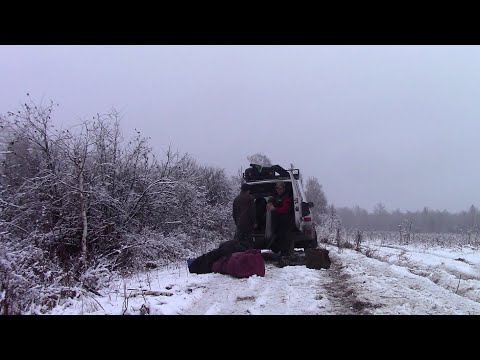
[337,203,479,234]
[0,97,237,313]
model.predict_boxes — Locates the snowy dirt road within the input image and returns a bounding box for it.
[50,244,480,315]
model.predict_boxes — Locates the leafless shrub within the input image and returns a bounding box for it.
[343,241,354,249]
[336,227,342,252]
[355,230,363,252]
[364,247,377,258]
[0,97,238,311]
[0,236,79,314]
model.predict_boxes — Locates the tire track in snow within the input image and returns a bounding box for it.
[323,249,376,315]
[332,247,480,314]
[180,262,334,315]
[360,245,480,304]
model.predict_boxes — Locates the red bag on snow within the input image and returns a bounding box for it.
[212,249,265,278]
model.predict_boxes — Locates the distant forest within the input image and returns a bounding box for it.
[336,203,479,235]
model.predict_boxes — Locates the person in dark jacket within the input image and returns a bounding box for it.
[266,181,294,256]
[187,240,249,274]
[187,184,256,275]
[232,183,256,249]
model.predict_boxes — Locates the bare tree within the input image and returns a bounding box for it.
[198,165,231,206]
[355,230,362,252]
[247,153,272,166]
[305,177,328,219]
[231,166,244,190]
[0,97,65,236]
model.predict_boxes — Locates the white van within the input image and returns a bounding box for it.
[243,164,318,250]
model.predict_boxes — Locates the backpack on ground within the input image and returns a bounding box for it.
[212,249,265,278]
[305,248,331,270]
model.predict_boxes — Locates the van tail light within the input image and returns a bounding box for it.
[303,216,311,222]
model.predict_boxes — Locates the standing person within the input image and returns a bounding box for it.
[187,183,255,275]
[232,183,256,249]
[266,181,294,257]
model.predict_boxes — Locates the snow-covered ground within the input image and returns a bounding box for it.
[48,243,480,315]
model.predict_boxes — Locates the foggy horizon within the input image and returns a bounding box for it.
[1,45,480,213]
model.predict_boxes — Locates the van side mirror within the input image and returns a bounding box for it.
[308,202,314,208]
[292,169,300,180]
[301,202,310,217]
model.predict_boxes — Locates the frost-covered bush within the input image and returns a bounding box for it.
[0,237,73,314]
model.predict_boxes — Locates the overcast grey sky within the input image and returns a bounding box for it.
[1,45,480,213]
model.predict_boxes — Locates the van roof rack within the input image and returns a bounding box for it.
[243,164,299,182]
